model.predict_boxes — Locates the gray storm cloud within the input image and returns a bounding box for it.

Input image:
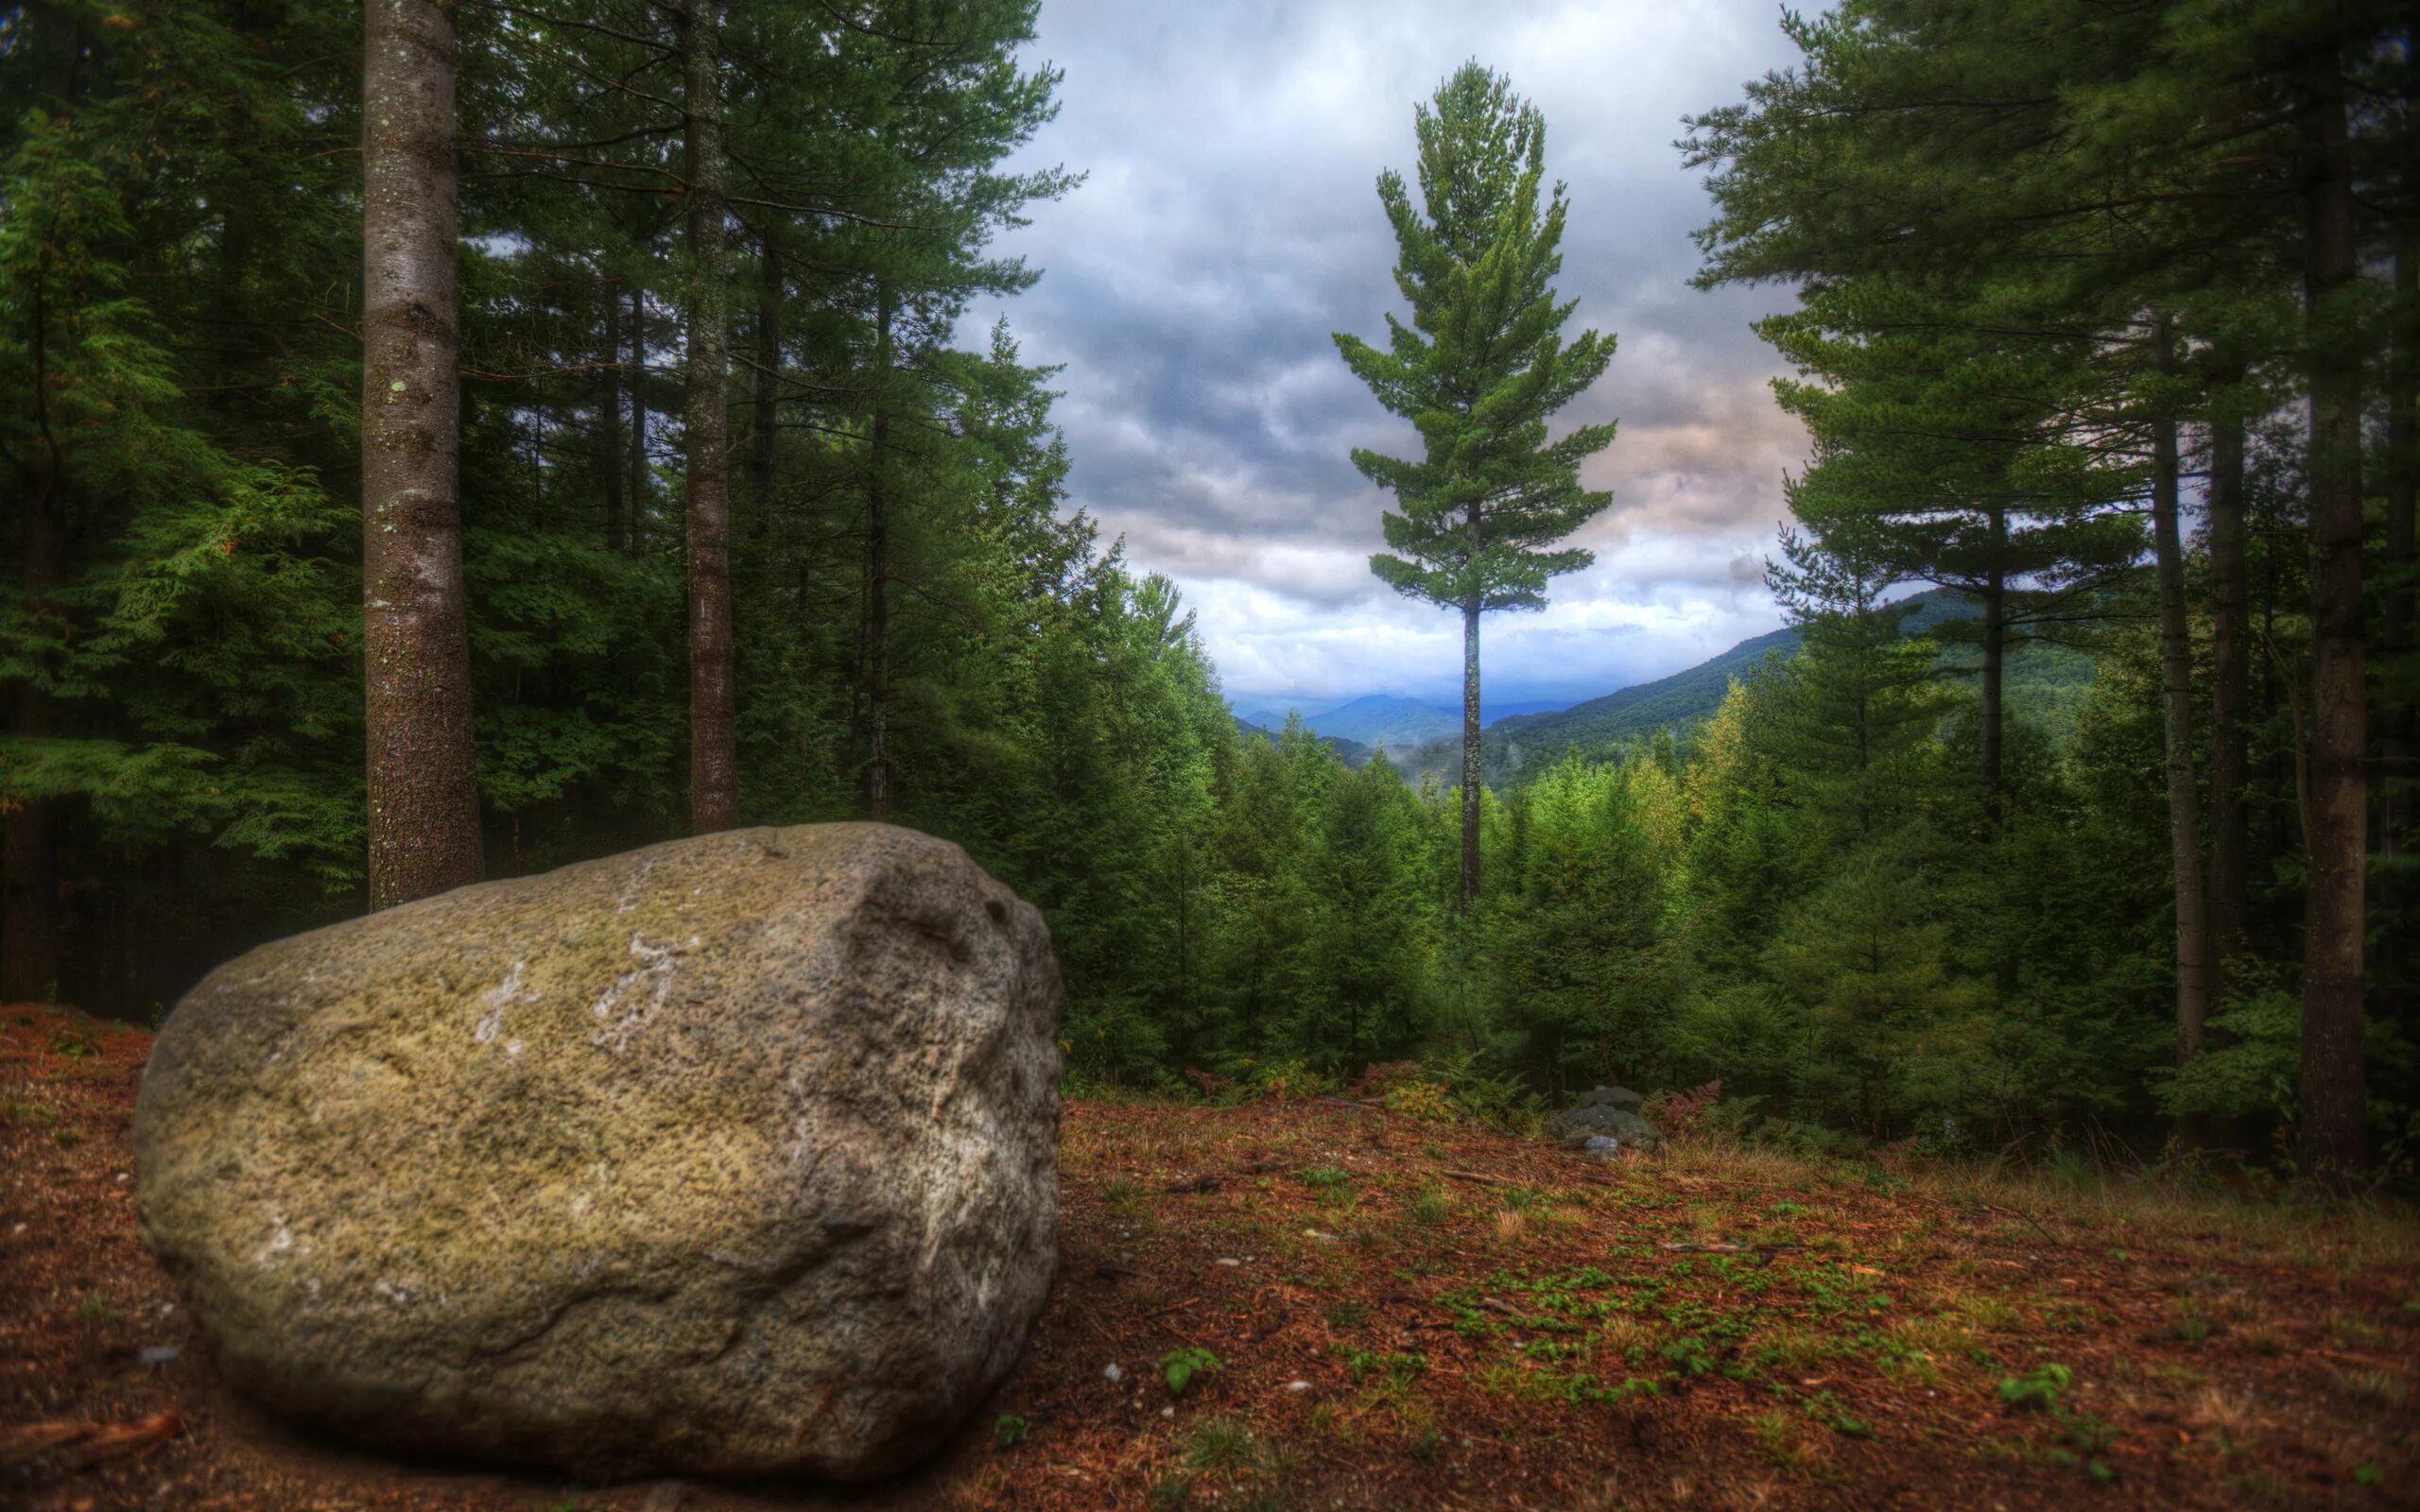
[960,0,1815,709]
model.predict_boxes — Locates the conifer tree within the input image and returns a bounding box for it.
[1763,527,1943,847]
[681,0,736,833]
[1334,62,1617,909]
[362,0,482,906]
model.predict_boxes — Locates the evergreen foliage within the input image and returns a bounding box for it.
[0,3,2410,1177]
[1334,61,1617,905]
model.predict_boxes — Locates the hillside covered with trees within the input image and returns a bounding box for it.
[1,0,2413,1186]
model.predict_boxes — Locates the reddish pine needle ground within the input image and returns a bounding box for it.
[4,1004,2416,1511]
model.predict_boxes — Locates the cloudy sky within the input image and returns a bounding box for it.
[959,0,1818,712]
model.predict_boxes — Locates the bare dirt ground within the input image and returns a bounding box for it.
[5,1003,2416,1511]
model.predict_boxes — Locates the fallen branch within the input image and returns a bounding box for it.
[0,1412,183,1467]
[1659,1241,1803,1255]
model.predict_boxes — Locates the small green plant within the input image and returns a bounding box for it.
[1997,1362,2072,1411]
[1183,1418,1253,1470]
[2171,1306,2214,1346]
[1339,1347,1426,1387]
[48,1029,97,1060]
[1751,1409,1800,1469]
[1996,1364,2116,1479]
[994,1413,1028,1448]
[2333,1366,2409,1409]
[1299,1165,1350,1190]
[75,1290,123,1330]
[1162,1345,1222,1398]
[2048,1407,2117,1482]
[1403,1186,1451,1228]
[1805,1390,1872,1438]
[1101,1177,1144,1204]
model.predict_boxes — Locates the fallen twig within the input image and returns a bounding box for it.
[0,1412,183,1468]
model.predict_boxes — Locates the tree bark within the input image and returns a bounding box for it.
[864,287,894,821]
[628,278,648,553]
[361,0,482,911]
[2206,394,2251,987]
[683,0,736,834]
[1979,515,2006,824]
[1460,591,1481,910]
[2382,237,2415,1002]
[752,241,779,540]
[2393,238,2417,680]
[601,279,626,554]
[2292,43,2366,1178]
[2150,325,2211,1074]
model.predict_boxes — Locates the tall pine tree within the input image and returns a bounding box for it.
[1334,62,1616,908]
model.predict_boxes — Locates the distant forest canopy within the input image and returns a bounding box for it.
[0,0,2411,1175]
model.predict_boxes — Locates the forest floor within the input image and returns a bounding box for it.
[4,1004,2416,1512]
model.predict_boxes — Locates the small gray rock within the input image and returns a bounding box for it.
[1574,1084,1645,1110]
[1580,1135,1621,1159]
[1549,1102,1665,1152]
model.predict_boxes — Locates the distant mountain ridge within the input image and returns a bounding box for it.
[1487,626,1802,750]
[1379,589,2099,786]
[1231,715,1374,767]
[1229,693,1579,747]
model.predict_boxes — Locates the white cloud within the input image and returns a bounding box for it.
[965,0,1818,705]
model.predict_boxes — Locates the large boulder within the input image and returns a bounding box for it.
[133,823,1062,1482]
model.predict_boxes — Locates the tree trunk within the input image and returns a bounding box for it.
[2151,325,2212,1074]
[628,278,648,553]
[2393,237,2417,688]
[1460,592,1481,910]
[601,279,626,553]
[864,287,894,821]
[361,0,482,911]
[1979,520,2006,823]
[752,241,778,540]
[2207,394,2251,987]
[2292,43,2366,1178]
[2382,237,2415,1004]
[683,0,736,834]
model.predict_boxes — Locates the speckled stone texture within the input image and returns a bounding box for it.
[132,824,1062,1482]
